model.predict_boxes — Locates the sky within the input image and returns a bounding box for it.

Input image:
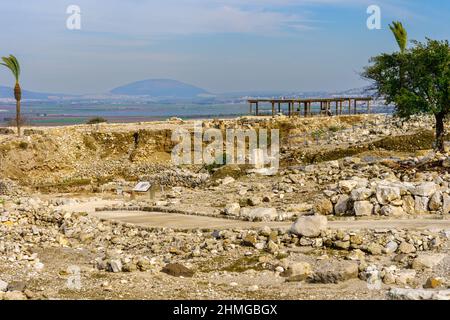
[0,0,449,95]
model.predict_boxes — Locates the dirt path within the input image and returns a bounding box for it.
[91,210,450,231]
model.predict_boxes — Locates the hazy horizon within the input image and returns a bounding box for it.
[0,0,449,95]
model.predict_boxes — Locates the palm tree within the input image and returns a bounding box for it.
[1,55,22,136]
[389,21,408,53]
[389,22,408,89]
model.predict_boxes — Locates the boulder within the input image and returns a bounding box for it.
[398,242,416,254]
[161,263,194,277]
[313,197,333,215]
[384,241,398,254]
[413,182,438,197]
[2,291,26,300]
[389,288,450,300]
[428,191,443,211]
[414,196,429,214]
[240,207,278,221]
[334,195,351,216]
[367,243,383,255]
[350,188,373,201]
[281,262,312,280]
[290,215,328,238]
[107,260,122,273]
[395,269,417,286]
[376,185,401,205]
[424,277,445,289]
[353,201,373,216]
[6,281,27,292]
[308,261,359,284]
[247,197,261,206]
[0,280,7,292]
[338,180,358,194]
[402,195,415,214]
[380,205,405,216]
[223,203,240,216]
[442,193,450,214]
[412,254,446,270]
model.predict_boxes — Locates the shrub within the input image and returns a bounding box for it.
[86,117,107,125]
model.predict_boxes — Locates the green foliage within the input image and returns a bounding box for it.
[0,55,20,82]
[311,129,326,140]
[86,117,108,124]
[363,38,450,118]
[389,21,408,53]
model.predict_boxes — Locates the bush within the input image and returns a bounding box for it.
[86,117,107,125]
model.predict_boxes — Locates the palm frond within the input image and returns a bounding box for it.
[1,55,20,82]
[389,21,408,53]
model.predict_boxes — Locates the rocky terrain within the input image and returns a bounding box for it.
[0,114,449,300]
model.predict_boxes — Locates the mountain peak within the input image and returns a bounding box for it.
[110,79,208,98]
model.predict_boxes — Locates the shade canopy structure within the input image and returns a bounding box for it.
[247,97,373,117]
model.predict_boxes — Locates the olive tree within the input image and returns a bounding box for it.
[363,38,450,151]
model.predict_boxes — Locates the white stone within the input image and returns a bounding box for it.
[412,254,446,270]
[381,205,405,216]
[415,196,429,214]
[0,279,7,292]
[353,201,373,216]
[376,185,401,205]
[108,259,122,273]
[389,288,450,300]
[443,193,450,214]
[290,215,328,237]
[338,180,358,194]
[395,269,417,286]
[222,176,235,185]
[224,203,240,216]
[351,188,373,201]
[283,262,312,278]
[384,241,399,254]
[240,207,278,222]
[429,191,443,211]
[413,182,438,197]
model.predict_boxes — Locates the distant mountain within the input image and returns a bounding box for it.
[0,85,68,100]
[110,79,209,98]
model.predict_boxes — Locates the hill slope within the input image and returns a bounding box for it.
[110,79,208,98]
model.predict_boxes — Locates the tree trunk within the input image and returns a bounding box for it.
[14,83,21,136]
[435,112,445,152]
[16,100,21,136]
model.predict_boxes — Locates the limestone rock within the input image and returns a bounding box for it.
[240,207,278,222]
[412,254,446,270]
[442,193,450,214]
[282,261,312,280]
[428,191,443,211]
[290,215,328,238]
[398,242,416,254]
[414,196,429,214]
[351,188,373,201]
[313,197,333,215]
[334,195,351,216]
[223,203,240,216]
[338,180,358,194]
[413,182,437,197]
[161,263,194,277]
[376,185,401,205]
[308,261,358,284]
[402,195,415,214]
[353,201,373,216]
[380,205,405,216]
